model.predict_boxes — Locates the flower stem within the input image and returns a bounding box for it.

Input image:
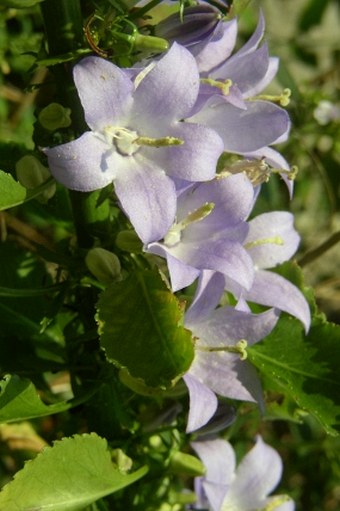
[40,0,111,247]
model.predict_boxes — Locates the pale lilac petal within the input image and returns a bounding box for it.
[146,244,200,291]
[226,436,283,508]
[244,270,311,332]
[212,44,270,95]
[132,43,200,127]
[271,499,295,511]
[44,132,116,191]
[194,18,238,73]
[114,155,176,244]
[189,350,258,402]
[183,374,218,433]
[246,212,300,268]
[191,438,236,484]
[185,270,225,323]
[189,99,290,153]
[147,121,223,182]
[245,56,279,97]
[176,174,254,227]
[203,482,229,511]
[172,240,254,291]
[73,57,134,131]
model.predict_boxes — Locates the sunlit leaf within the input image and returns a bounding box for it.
[0,375,71,423]
[0,433,148,511]
[97,269,194,389]
[0,170,55,211]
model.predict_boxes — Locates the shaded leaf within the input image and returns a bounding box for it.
[0,433,148,511]
[249,316,340,436]
[97,269,194,388]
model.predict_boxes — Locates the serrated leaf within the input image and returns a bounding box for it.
[97,269,194,388]
[248,316,340,436]
[0,171,55,211]
[0,433,148,511]
[0,375,71,423]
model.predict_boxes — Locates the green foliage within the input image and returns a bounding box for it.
[0,374,71,422]
[97,269,194,389]
[0,170,55,210]
[249,315,340,436]
[0,433,148,510]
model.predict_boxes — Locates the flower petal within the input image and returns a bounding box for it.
[132,43,200,128]
[246,212,300,268]
[114,155,176,244]
[73,56,134,131]
[183,374,218,433]
[193,18,238,73]
[189,99,291,153]
[191,438,236,485]
[147,121,223,182]
[244,270,311,332]
[185,270,225,323]
[226,436,283,508]
[44,131,116,191]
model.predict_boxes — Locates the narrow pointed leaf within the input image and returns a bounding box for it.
[97,269,194,388]
[0,433,148,511]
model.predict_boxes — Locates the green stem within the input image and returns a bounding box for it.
[41,0,111,247]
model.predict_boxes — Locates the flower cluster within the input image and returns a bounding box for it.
[45,8,309,506]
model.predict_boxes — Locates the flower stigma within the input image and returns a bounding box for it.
[198,339,248,361]
[104,127,184,156]
[164,202,215,246]
[200,77,233,96]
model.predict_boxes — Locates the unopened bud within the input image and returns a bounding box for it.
[16,155,55,200]
[38,102,72,131]
[85,247,121,284]
[169,451,205,477]
[155,5,221,46]
[115,230,143,253]
[134,33,169,52]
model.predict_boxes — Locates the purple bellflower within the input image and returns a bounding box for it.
[147,173,255,292]
[44,43,223,244]
[182,273,279,432]
[191,436,295,511]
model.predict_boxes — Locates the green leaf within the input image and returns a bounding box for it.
[248,316,340,436]
[0,171,26,210]
[0,433,148,511]
[0,375,71,423]
[97,269,194,388]
[0,171,55,211]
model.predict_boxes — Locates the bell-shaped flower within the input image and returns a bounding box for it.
[44,43,224,244]
[191,436,295,511]
[147,173,255,292]
[182,273,280,432]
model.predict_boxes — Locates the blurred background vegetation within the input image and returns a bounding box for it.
[0,0,339,509]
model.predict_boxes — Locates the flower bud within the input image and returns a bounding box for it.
[155,5,222,47]
[85,247,121,284]
[15,155,55,200]
[115,230,143,253]
[38,102,72,131]
[111,448,133,472]
[168,451,206,477]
